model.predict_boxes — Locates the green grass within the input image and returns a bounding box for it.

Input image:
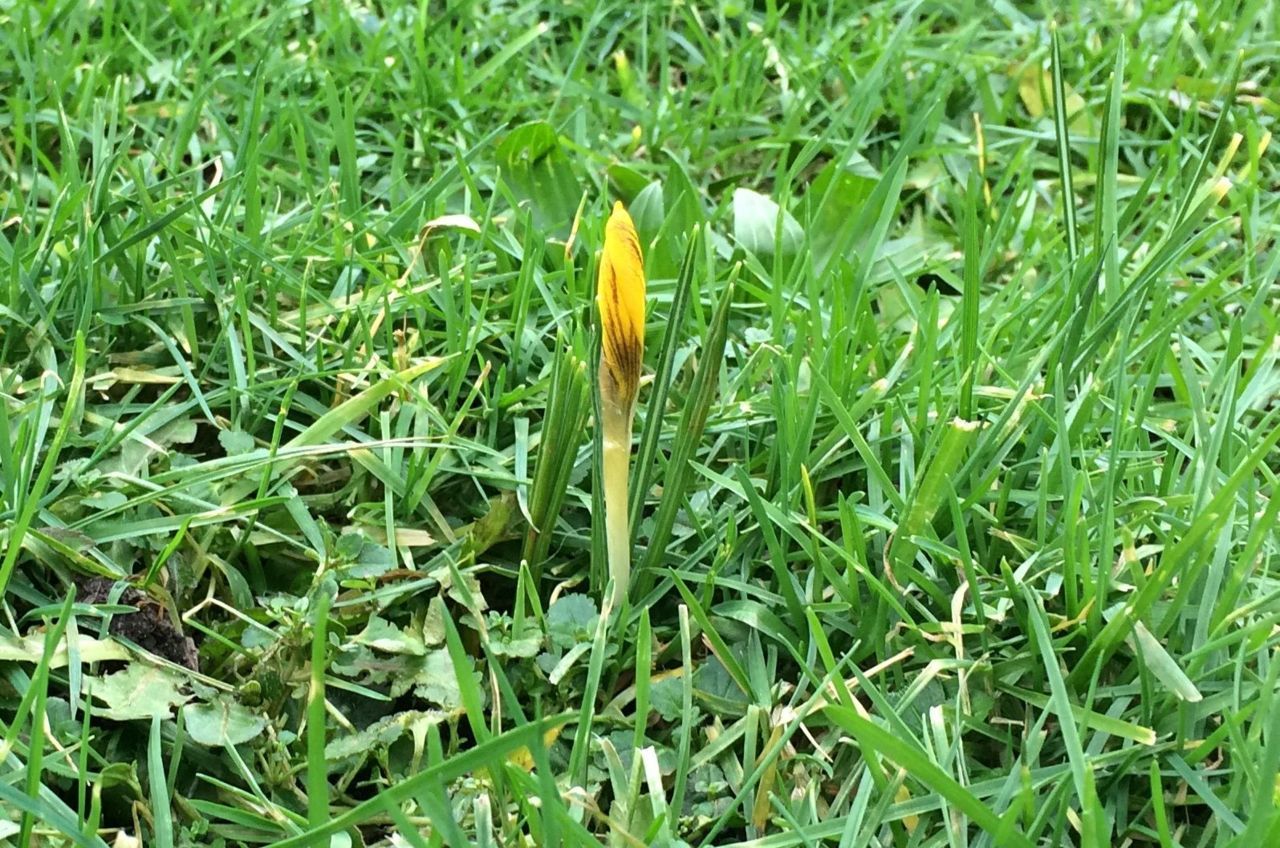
[2,0,1279,845]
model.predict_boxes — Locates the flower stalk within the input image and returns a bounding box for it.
[596,201,646,612]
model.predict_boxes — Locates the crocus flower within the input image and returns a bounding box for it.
[597,201,645,612]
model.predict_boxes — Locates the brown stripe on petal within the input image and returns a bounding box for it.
[597,201,646,411]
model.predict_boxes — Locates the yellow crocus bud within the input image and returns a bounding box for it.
[597,201,646,415]
[596,201,646,613]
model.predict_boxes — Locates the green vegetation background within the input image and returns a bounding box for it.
[1,1,1278,846]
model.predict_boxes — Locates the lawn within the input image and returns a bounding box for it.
[2,0,1279,845]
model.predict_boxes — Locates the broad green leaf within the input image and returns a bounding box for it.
[325,710,447,762]
[805,154,880,274]
[629,180,665,244]
[630,180,678,277]
[184,698,268,747]
[0,633,130,667]
[353,616,425,656]
[91,664,189,721]
[732,188,803,260]
[412,649,467,710]
[546,594,599,649]
[607,162,651,199]
[497,121,582,237]
[218,429,256,456]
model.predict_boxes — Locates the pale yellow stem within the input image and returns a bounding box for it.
[601,400,634,613]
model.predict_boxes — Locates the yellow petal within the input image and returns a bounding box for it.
[597,201,646,411]
[895,784,919,833]
[505,723,567,772]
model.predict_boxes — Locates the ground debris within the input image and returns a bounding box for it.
[76,577,199,672]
